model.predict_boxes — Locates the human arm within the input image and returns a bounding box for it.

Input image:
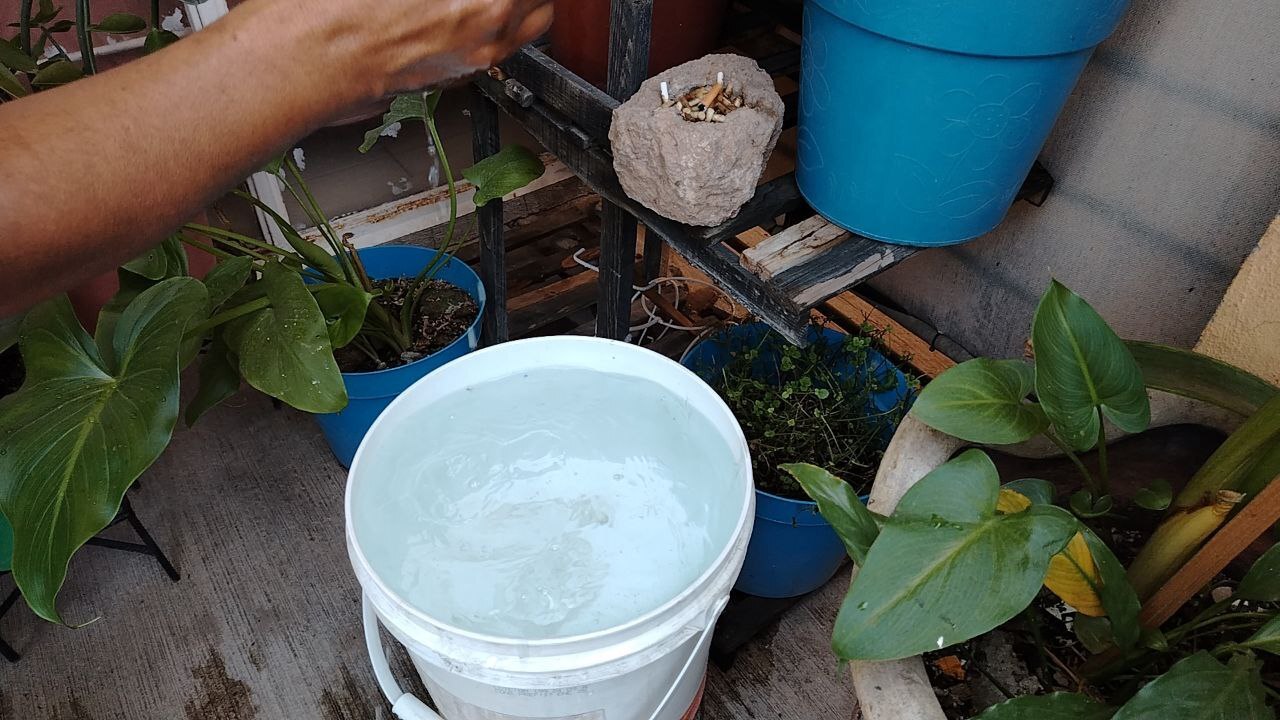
[0,0,552,316]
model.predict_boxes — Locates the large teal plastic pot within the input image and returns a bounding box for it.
[797,0,1131,246]
[314,246,485,468]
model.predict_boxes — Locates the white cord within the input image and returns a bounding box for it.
[569,248,741,342]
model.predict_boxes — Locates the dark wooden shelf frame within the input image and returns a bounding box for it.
[469,1,1053,344]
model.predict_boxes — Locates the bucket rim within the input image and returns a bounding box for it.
[346,335,755,652]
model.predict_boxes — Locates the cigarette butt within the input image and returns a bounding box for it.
[660,81,670,103]
[712,114,726,122]
[700,83,724,108]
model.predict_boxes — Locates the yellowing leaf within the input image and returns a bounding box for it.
[996,489,1032,514]
[1045,532,1105,617]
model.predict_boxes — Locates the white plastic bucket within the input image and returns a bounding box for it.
[346,337,755,720]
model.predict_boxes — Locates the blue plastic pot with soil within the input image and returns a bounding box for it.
[683,322,916,598]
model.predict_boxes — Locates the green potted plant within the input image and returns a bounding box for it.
[0,91,543,624]
[682,322,914,598]
[789,280,1280,718]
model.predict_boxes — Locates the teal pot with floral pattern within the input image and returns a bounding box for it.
[797,0,1131,246]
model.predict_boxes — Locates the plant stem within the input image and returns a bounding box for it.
[1096,407,1110,496]
[184,223,290,260]
[1046,429,1099,495]
[399,99,458,337]
[74,0,95,75]
[185,297,271,338]
[149,0,160,29]
[283,157,361,287]
[176,235,237,261]
[19,0,32,55]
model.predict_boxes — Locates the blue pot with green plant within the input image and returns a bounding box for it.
[798,0,1131,246]
[682,323,913,598]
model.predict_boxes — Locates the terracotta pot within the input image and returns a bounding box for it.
[847,391,1244,719]
[550,0,731,89]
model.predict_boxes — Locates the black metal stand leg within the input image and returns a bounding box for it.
[597,204,638,339]
[471,87,508,345]
[85,497,180,582]
[642,231,664,284]
[0,584,20,662]
[594,0,654,340]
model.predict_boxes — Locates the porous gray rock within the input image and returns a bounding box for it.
[610,53,784,227]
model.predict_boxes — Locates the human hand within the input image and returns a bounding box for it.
[308,0,554,105]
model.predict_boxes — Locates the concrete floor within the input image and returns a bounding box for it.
[0,387,857,720]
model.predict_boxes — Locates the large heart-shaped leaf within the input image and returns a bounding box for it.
[1238,615,1280,656]
[911,358,1047,444]
[976,692,1115,720]
[1237,541,1280,601]
[1044,532,1104,617]
[222,261,345,413]
[1127,341,1276,417]
[834,450,1077,661]
[463,145,545,207]
[311,283,373,349]
[1032,281,1149,451]
[0,279,207,622]
[185,335,240,427]
[1112,652,1272,719]
[121,236,187,281]
[783,463,880,565]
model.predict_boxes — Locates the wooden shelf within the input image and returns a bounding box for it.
[470,4,1053,345]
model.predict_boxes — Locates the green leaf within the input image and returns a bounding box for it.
[834,450,1077,660]
[311,283,373,349]
[1003,478,1055,506]
[783,463,880,565]
[1175,392,1280,509]
[0,516,11,573]
[221,262,346,413]
[31,58,81,87]
[0,39,38,72]
[1112,652,1272,720]
[912,358,1047,444]
[201,257,254,315]
[1237,541,1280,601]
[0,280,207,622]
[1032,280,1150,451]
[1074,615,1114,654]
[34,0,61,24]
[142,28,179,54]
[90,12,146,33]
[1134,479,1172,511]
[0,62,28,99]
[1081,528,1142,651]
[1238,615,1280,656]
[122,236,186,281]
[185,335,239,427]
[359,93,428,153]
[1127,340,1276,417]
[463,145,545,207]
[94,268,157,369]
[1070,490,1114,519]
[976,692,1115,720]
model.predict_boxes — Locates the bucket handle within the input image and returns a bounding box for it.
[645,595,729,720]
[364,595,443,720]
[363,593,730,720]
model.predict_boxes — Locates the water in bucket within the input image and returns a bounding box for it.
[350,366,743,640]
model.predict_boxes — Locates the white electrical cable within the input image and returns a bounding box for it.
[569,248,741,344]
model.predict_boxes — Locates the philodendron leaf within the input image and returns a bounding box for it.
[1081,528,1141,650]
[783,463,880,565]
[996,489,1032,514]
[1127,340,1276,417]
[975,692,1114,720]
[202,256,255,315]
[463,145,545,207]
[222,261,346,413]
[1112,652,1271,720]
[1237,615,1280,656]
[834,450,1077,661]
[0,280,207,623]
[1032,280,1150,451]
[359,93,430,153]
[31,59,82,87]
[1134,479,1172,511]
[1003,478,1055,506]
[911,358,1047,444]
[90,12,146,33]
[0,313,22,354]
[185,335,240,427]
[1044,532,1104,617]
[122,235,187,281]
[94,269,159,370]
[1069,490,1113,519]
[311,283,373,349]
[1237,541,1280,601]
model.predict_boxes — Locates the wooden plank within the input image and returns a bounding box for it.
[606,0,654,102]
[774,236,915,309]
[741,215,850,279]
[823,294,957,379]
[500,47,617,143]
[597,204,638,339]
[690,175,805,246]
[1139,477,1280,629]
[471,87,508,344]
